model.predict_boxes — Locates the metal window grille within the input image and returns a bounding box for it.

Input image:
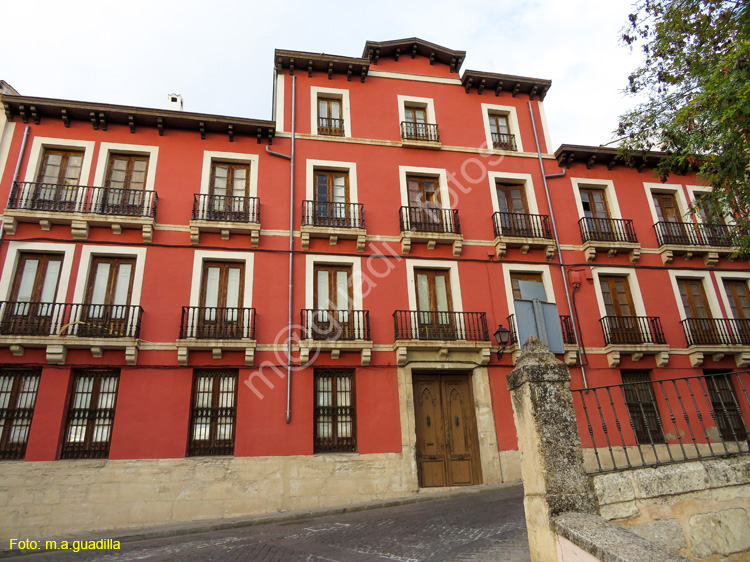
[314,370,356,453]
[705,371,748,442]
[0,370,41,460]
[621,371,665,445]
[187,370,237,456]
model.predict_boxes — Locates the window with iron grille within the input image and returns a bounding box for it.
[704,370,748,442]
[621,370,665,444]
[188,370,237,456]
[60,371,119,459]
[314,370,356,453]
[0,370,41,460]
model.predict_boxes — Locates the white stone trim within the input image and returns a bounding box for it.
[405,259,463,312]
[23,136,96,185]
[501,264,556,313]
[538,101,552,153]
[0,241,76,302]
[305,159,358,202]
[398,166,450,208]
[92,142,159,191]
[487,171,539,215]
[0,121,16,189]
[480,103,524,152]
[72,246,148,307]
[667,270,723,320]
[715,271,750,320]
[275,73,285,133]
[199,151,260,198]
[642,182,691,223]
[685,183,736,226]
[590,267,647,318]
[304,254,363,310]
[397,95,437,127]
[367,69,463,85]
[310,86,352,138]
[570,178,624,220]
[188,250,254,308]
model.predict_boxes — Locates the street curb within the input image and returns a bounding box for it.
[1,482,523,558]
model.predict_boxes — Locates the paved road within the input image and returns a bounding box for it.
[20,485,530,561]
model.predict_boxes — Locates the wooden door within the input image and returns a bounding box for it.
[407,176,442,231]
[599,275,640,343]
[81,257,136,337]
[35,149,84,211]
[313,264,353,340]
[314,171,349,227]
[678,278,716,344]
[413,373,481,487]
[208,162,250,221]
[496,183,530,236]
[580,187,612,239]
[104,155,149,215]
[3,253,63,335]
[415,269,454,339]
[724,280,750,344]
[199,261,245,338]
[653,192,686,243]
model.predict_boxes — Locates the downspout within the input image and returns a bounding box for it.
[1,125,31,244]
[528,101,588,388]
[265,74,296,423]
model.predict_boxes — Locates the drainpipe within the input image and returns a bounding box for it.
[1,125,31,244]
[528,101,588,388]
[265,74,296,423]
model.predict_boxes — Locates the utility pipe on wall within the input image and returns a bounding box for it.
[527,101,588,389]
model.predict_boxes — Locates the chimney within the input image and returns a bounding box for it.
[167,94,184,111]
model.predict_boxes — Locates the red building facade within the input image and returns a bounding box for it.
[0,39,748,537]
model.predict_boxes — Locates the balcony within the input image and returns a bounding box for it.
[654,221,740,266]
[492,212,555,260]
[300,201,366,252]
[578,217,641,262]
[507,314,579,365]
[400,122,441,148]
[681,318,750,368]
[399,206,463,256]
[0,302,142,364]
[177,306,256,366]
[599,316,670,367]
[491,132,517,151]
[4,181,158,242]
[392,310,491,365]
[317,117,345,137]
[299,309,372,365]
[189,194,260,246]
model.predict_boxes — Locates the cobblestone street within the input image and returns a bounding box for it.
[19,484,530,561]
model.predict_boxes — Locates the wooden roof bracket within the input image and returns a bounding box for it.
[128,115,135,134]
[61,109,70,128]
[308,60,313,77]
[347,64,353,81]
[495,81,503,96]
[157,117,164,136]
[464,77,473,94]
[586,155,597,169]
[99,112,107,131]
[228,124,234,142]
[328,62,333,79]
[477,78,486,95]
[512,83,521,97]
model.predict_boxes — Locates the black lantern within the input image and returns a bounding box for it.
[494,324,511,359]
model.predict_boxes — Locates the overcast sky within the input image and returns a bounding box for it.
[3,0,641,148]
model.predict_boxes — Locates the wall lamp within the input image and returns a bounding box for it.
[494,324,511,360]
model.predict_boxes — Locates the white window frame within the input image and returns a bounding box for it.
[715,272,750,320]
[22,137,96,202]
[311,87,352,138]
[685,184,736,226]
[0,241,76,303]
[667,270,723,321]
[488,171,540,215]
[481,103,524,152]
[405,259,463,312]
[397,95,437,126]
[275,73,285,133]
[199,151,260,198]
[502,264,556,312]
[72,246,148,308]
[305,254,363,311]
[591,267,648,318]
[188,251,254,309]
[305,159,358,202]
[570,178,624,220]
[643,182,691,224]
[398,166,450,208]
[92,142,159,192]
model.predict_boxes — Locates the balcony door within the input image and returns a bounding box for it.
[81,257,136,337]
[724,280,750,344]
[407,176,442,230]
[2,253,62,335]
[313,264,352,340]
[496,182,530,236]
[207,162,250,221]
[653,192,686,242]
[580,187,612,238]
[489,114,514,150]
[103,155,149,215]
[415,270,454,339]
[34,149,84,211]
[314,171,350,227]
[678,278,716,344]
[199,262,245,338]
[317,97,343,135]
[600,276,641,344]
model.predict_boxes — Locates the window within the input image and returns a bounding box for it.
[33,148,84,210]
[313,170,350,227]
[314,369,356,453]
[102,154,149,215]
[0,370,41,460]
[317,97,344,136]
[187,370,237,456]
[600,275,640,343]
[510,272,546,301]
[60,371,119,459]
[203,161,252,221]
[313,264,353,339]
[678,278,718,345]
[415,269,454,339]
[489,113,516,151]
[580,187,611,231]
[198,261,246,338]
[621,370,664,444]
[2,253,63,336]
[402,104,438,142]
[704,371,748,442]
[79,256,136,338]
[724,280,750,319]
[496,182,532,236]
[406,175,443,231]
[653,192,688,243]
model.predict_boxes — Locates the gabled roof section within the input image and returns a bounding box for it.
[461,70,551,101]
[555,144,671,172]
[1,94,276,143]
[275,49,370,82]
[363,38,466,73]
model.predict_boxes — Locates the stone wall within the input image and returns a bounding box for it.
[592,456,750,561]
[1,452,416,540]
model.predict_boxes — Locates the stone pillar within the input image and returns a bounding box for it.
[506,337,595,562]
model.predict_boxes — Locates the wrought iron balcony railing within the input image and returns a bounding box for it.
[302,201,365,229]
[317,117,345,136]
[179,307,256,339]
[507,314,577,345]
[8,181,158,218]
[681,318,750,347]
[399,206,461,235]
[400,121,440,143]
[600,316,667,346]
[654,221,739,247]
[300,309,370,341]
[0,302,142,338]
[192,194,259,223]
[493,212,553,239]
[491,132,517,151]
[578,217,638,244]
[394,310,489,342]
